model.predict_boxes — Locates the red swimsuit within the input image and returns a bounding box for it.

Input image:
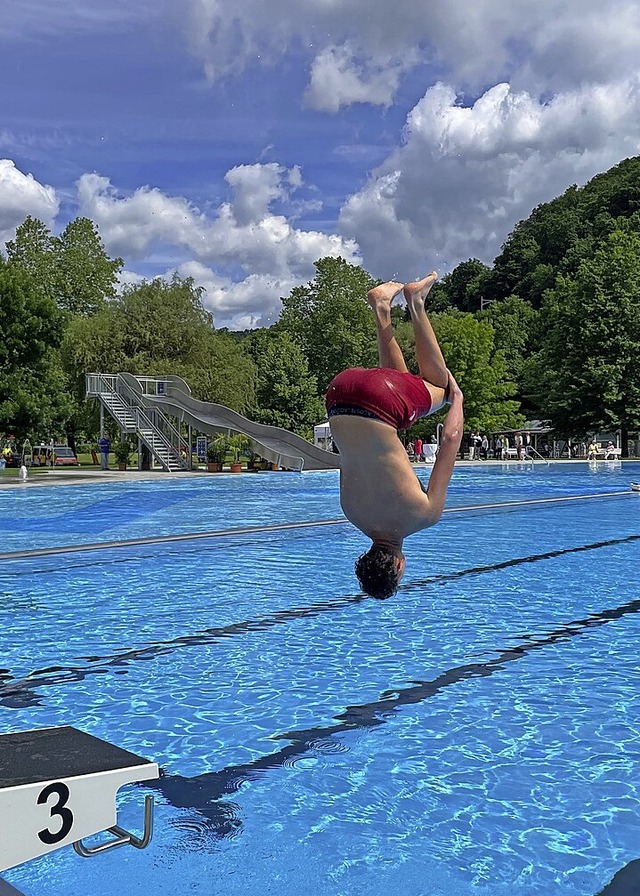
[326,367,433,431]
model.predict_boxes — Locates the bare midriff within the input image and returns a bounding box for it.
[329,415,438,542]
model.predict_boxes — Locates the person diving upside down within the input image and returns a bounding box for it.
[326,273,464,599]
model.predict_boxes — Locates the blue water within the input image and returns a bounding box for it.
[0,461,631,553]
[1,462,640,895]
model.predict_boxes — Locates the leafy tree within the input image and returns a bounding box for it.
[6,216,122,316]
[432,259,491,312]
[0,258,73,438]
[524,229,640,452]
[54,218,122,315]
[244,329,324,434]
[5,216,124,444]
[396,310,521,433]
[485,156,640,307]
[483,225,543,305]
[4,216,55,285]
[437,313,521,432]
[480,295,538,396]
[278,256,379,390]
[63,275,255,414]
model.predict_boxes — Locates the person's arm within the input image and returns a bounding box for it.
[425,371,464,521]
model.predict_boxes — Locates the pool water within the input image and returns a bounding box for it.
[1,462,639,895]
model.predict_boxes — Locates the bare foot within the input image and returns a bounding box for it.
[367,281,405,314]
[403,272,439,311]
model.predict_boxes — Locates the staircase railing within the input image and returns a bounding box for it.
[117,377,187,452]
[524,445,551,466]
[86,374,188,470]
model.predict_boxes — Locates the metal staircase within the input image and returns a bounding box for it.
[86,374,188,472]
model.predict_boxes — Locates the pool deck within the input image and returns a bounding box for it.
[0,469,201,488]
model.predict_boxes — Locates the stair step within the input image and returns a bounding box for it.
[99,381,189,472]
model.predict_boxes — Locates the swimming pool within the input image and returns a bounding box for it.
[2,462,639,895]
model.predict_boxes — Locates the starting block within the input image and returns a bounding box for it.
[0,726,159,893]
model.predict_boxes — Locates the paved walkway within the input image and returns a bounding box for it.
[0,468,203,488]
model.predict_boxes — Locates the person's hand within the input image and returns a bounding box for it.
[446,369,463,401]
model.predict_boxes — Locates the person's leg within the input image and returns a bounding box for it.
[367,281,409,372]
[403,273,448,389]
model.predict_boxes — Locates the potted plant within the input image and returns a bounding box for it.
[246,451,263,471]
[206,435,228,472]
[113,441,133,471]
[228,434,250,473]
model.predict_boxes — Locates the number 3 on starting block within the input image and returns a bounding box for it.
[37,782,74,845]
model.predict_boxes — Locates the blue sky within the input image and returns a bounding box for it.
[2,0,640,328]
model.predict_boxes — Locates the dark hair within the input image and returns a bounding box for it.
[354,545,401,599]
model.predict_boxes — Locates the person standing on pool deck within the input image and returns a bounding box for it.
[326,273,464,599]
[98,434,111,471]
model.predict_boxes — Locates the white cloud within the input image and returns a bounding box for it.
[117,269,146,291]
[77,164,360,329]
[182,0,640,110]
[305,44,417,112]
[338,77,640,277]
[176,261,290,329]
[183,0,441,105]
[76,173,208,259]
[513,3,640,93]
[0,159,59,246]
[224,163,287,226]
[5,0,640,332]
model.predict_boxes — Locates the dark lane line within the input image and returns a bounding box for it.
[146,586,640,837]
[1,533,638,708]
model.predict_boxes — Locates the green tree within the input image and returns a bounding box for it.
[435,313,521,432]
[279,256,379,390]
[396,310,521,433]
[63,275,255,413]
[484,156,640,306]
[6,216,122,315]
[525,229,640,451]
[0,258,73,438]
[5,216,124,445]
[244,329,324,434]
[54,218,122,315]
[433,259,491,312]
[480,295,538,394]
[396,311,524,435]
[4,216,55,286]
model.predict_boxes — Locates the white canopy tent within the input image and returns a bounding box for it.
[313,421,332,448]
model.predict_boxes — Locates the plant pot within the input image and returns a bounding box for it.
[230,462,243,473]
[118,462,127,471]
[207,462,223,472]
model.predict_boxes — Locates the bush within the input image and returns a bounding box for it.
[207,435,229,463]
[113,441,133,464]
[228,433,251,462]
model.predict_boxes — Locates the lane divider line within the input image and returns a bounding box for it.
[0,490,632,562]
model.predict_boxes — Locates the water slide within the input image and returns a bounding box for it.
[128,374,340,472]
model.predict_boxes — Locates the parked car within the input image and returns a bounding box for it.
[32,444,79,466]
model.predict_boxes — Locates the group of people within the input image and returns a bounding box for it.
[468,432,530,461]
[587,439,618,460]
[406,436,436,462]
